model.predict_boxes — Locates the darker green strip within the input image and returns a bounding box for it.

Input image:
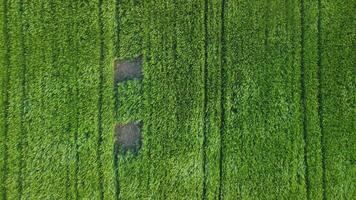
[316,0,326,199]
[113,1,120,199]
[142,0,152,191]
[114,0,121,57]
[68,3,79,199]
[113,1,120,196]
[218,0,226,199]
[18,0,27,198]
[97,0,105,199]
[113,0,120,120]
[300,0,310,198]
[2,0,9,198]
[202,0,208,199]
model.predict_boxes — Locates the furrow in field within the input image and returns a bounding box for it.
[202,0,208,198]
[0,0,3,195]
[142,0,205,198]
[203,0,224,199]
[300,0,325,199]
[97,0,105,198]
[1,0,10,199]
[114,0,120,57]
[17,0,27,198]
[300,0,310,196]
[218,0,226,199]
[319,0,355,198]
[285,1,307,198]
[317,0,326,198]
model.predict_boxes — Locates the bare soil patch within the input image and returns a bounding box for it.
[114,56,143,84]
[115,121,143,155]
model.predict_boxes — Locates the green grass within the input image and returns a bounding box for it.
[1,0,355,199]
[221,1,305,198]
[320,1,355,199]
[302,0,324,199]
[0,0,8,199]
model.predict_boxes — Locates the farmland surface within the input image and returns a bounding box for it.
[1,0,355,199]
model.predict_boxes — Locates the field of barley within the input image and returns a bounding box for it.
[1,0,355,199]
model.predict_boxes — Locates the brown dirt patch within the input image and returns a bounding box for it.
[115,121,143,154]
[114,56,143,84]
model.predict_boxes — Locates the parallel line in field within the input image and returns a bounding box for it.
[74,61,79,200]
[74,64,79,200]
[64,9,70,193]
[68,3,79,197]
[143,1,152,190]
[2,0,10,198]
[300,0,310,198]
[114,0,121,57]
[113,0,120,121]
[264,0,270,51]
[67,3,79,198]
[299,0,309,195]
[172,0,177,66]
[74,122,79,200]
[18,0,27,198]
[172,5,178,198]
[202,0,208,199]
[66,156,70,200]
[113,0,120,199]
[316,0,326,199]
[74,125,79,200]
[172,2,177,175]
[113,137,119,199]
[97,0,105,199]
[218,0,226,199]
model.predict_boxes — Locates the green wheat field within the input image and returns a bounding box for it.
[1,0,355,199]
